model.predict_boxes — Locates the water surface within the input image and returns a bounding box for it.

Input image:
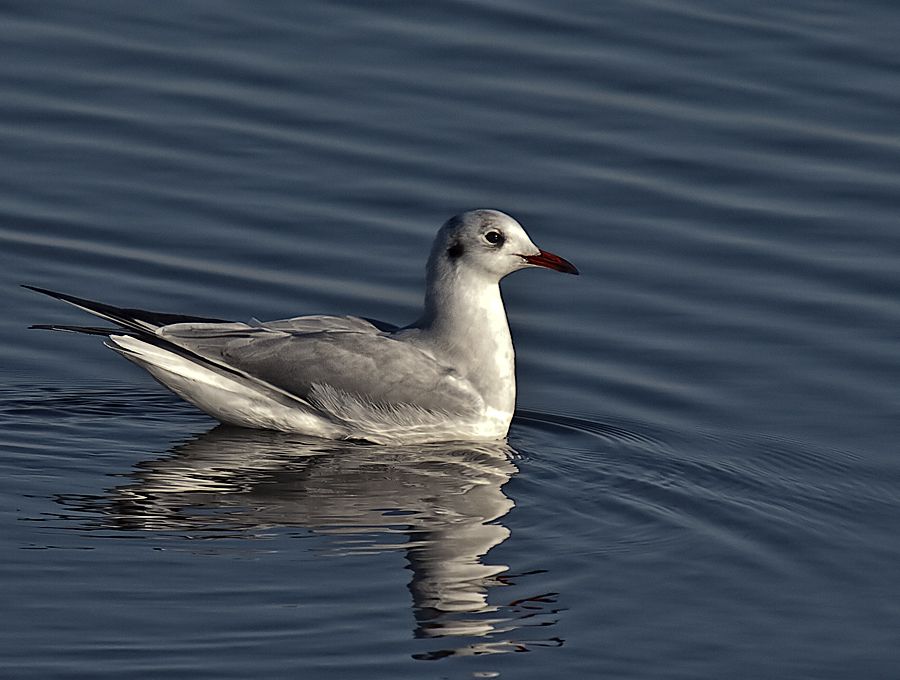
[2,1,899,678]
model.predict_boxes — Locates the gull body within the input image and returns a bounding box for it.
[26,210,577,444]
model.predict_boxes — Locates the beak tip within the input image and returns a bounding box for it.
[523,249,579,276]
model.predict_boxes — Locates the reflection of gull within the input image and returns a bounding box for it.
[58,427,563,652]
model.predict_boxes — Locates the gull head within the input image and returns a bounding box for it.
[429,209,579,282]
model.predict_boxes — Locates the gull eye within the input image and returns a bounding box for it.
[484,230,504,246]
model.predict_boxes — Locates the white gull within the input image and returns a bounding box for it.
[26,209,578,444]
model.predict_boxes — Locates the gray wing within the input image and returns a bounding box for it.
[158,322,481,416]
[260,315,398,333]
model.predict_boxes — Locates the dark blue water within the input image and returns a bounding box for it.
[2,1,899,677]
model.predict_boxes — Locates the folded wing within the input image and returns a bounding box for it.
[158,322,482,418]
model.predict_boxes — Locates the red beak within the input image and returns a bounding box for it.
[522,249,579,275]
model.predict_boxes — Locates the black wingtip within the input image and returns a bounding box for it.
[22,284,81,304]
[22,284,232,331]
[29,323,122,335]
[22,284,142,331]
[22,284,82,304]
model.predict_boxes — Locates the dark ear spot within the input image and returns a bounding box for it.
[447,241,464,259]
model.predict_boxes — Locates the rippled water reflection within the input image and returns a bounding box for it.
[58,431,545,650]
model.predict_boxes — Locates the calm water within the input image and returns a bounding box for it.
[2,1,899,677]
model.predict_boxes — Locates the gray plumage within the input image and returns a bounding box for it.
[159,321,482,416]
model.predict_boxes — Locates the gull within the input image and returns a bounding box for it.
[25,209,578,444]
